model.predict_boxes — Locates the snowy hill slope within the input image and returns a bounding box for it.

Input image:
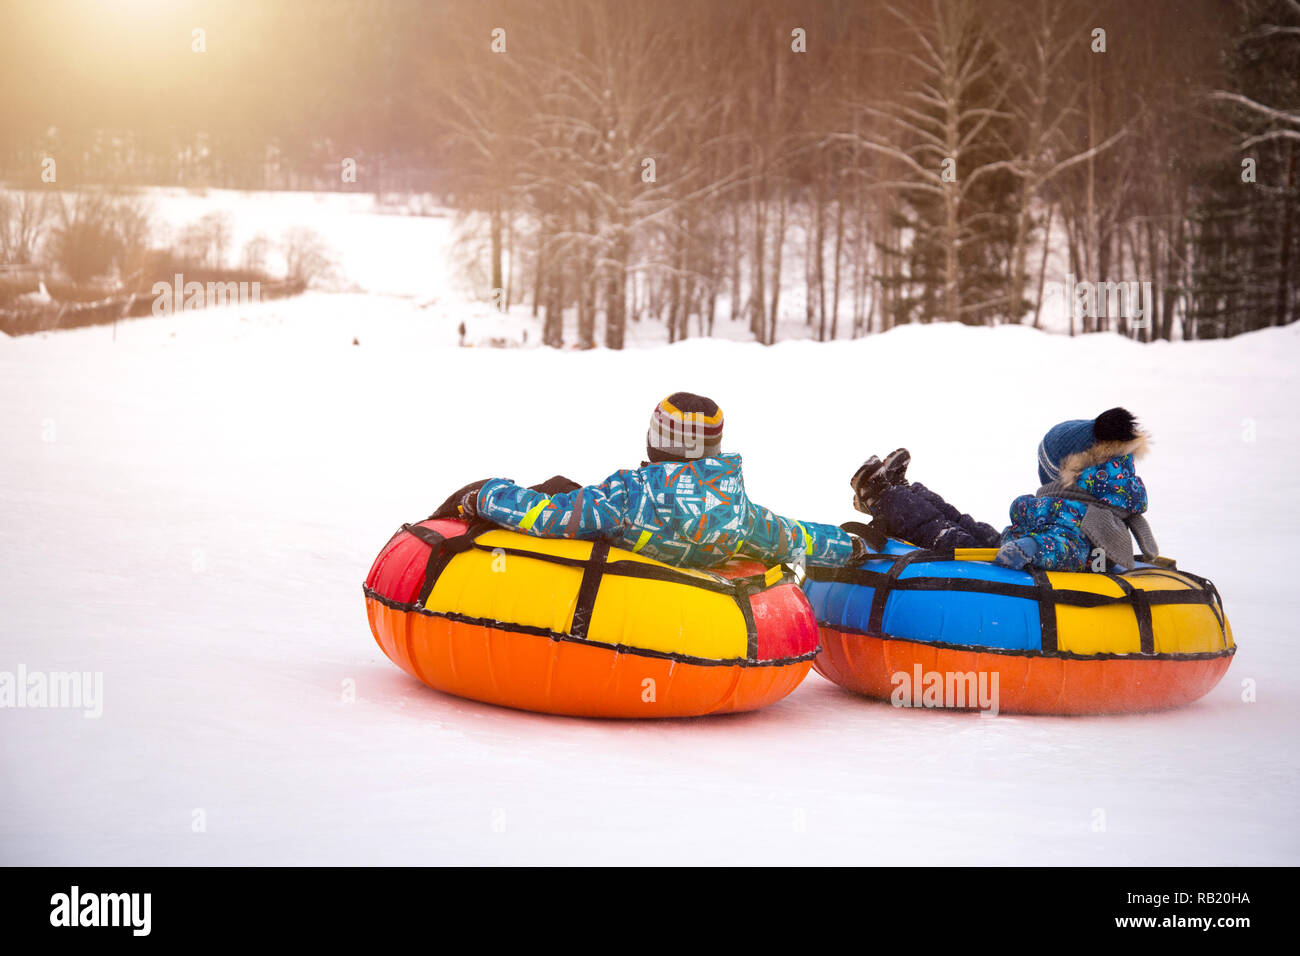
[1,300,1297,864]
[4,186,1092,341]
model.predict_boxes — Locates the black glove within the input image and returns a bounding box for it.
[528,475,582,495]
[841,520,888,552]
[457,487,480,517]
[848,533,869,566]
[429,479,494,521]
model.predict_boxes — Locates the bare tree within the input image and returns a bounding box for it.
[836,0,1019,325]
[0,190,50,264]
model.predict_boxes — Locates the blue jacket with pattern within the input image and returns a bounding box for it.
[475,454,856,569]
[1002,453,1150,571]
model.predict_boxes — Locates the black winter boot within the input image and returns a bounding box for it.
[851,448,911,512]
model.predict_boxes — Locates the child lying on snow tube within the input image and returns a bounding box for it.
[850,407,1160,573]
[436,391,871,570]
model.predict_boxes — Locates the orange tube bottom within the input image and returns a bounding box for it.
[367,597,812,718]
[814,627,1235,715]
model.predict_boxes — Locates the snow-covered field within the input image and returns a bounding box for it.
[1,190,1297,865]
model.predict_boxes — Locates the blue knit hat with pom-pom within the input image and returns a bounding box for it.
[1037,408,1140,485]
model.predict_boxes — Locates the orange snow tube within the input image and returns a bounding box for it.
[363,518,820,717]
[803,543,1235,715]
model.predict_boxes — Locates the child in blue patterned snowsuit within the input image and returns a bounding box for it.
[849,408,1159,573]
[452,393,868,570]
[994,408,1160,572]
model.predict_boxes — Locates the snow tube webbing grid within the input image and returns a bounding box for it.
[394,520,795,664]
[805,548,1228,657]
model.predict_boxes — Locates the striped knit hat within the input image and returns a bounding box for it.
[646,392,724,462]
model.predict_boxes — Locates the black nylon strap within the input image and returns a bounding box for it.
[364,585,821,668]
[1134,588,1155,655]
[394,521,795,658]
[1129,567,1227,633]
[1030,568,1059,653]
[867,549,935,635]
[457,532,792,652]
[806,548,1227,651]
[570,540,609,640]
[1107,573,1156,655]
[564,490,585,536]
[732,578,760,660]
[401,523,444,548]
[840,520,889,552]
[804,614,1237,664]
[463,541,750,595]
[403,524,446,605]
[391,520,794,656]
[817,565,1043,600]
[404,521,491,606]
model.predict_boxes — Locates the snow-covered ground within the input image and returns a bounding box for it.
[2,290,1296,865]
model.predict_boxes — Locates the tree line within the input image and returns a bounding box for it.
[1,0,1296,345]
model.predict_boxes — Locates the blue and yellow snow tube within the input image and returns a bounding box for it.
[802,540,1234,714]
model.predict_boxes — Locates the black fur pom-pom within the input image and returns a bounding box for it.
[1094,407,1138,442]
